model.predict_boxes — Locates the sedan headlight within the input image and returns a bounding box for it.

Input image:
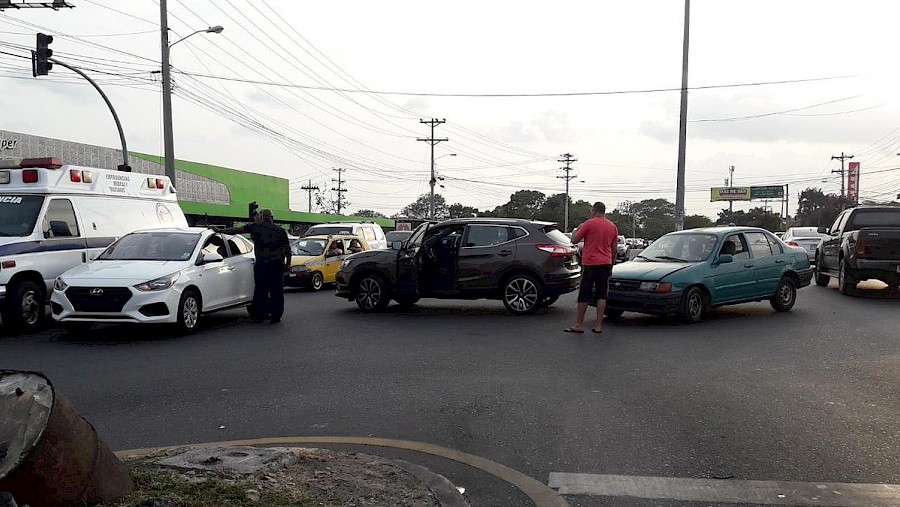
[134,272,181,292]
[54,277,68,292]
[639,281,672,293]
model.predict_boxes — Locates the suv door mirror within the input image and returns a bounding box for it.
[715,254,733,265]
[200,252,224,264]
[391,240,403,250]
[817,226,828,234]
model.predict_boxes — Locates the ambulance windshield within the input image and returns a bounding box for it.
[0,195,44,237]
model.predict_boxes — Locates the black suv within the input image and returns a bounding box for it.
[335,218,581,315]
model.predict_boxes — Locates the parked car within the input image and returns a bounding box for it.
[336,218,581,315]
[604,227,813,323]
[385,230,412,245]
[50,227,255,333]
[782,227,827,263]
[814,206,900,295]
[617,235,630,262]
[305,222,387,250]
[0,157,187,331]
[285,234,369,290]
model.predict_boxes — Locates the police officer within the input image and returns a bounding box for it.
[222,208,291,323]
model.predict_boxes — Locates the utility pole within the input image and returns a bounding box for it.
[557,153,577,232]
[728,165,735,213]
[301,179,319,213]
[417,118,448,220]
[674,0,691,231]
[159,0,176,186]
[831,152,854,198]
[332,168,347,215]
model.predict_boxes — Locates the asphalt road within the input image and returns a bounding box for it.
[1,279,898,506]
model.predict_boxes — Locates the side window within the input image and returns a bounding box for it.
[361,227,376,242]
[830,212,846,234]
[43,199,80,238]
[227,235,252,255]
[423,225,464,250]
[745,232,774,258]
[201,235,230,258]
[374,227,385,241]
[765,233,783,254]
[721,234,750,261]
[510,227,528,239]
[465,225,512,247]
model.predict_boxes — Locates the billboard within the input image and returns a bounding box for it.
[710,187,751,201]
[749,186,785,199]
[847,162,860,203]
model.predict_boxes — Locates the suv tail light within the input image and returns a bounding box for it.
[786,241,799,247]
[854,236,868,259]
[537,244,573,257]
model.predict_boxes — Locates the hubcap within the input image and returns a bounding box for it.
[312,274,323,289]
[505,278,538,312]
[357,278,381,309]
[779,283,795,306]
[21,290,39,325]
[183,296,199,329]
[688,292,702,319]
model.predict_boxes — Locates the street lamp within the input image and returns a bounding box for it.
[159,6,223,188]
[430,153,455,219]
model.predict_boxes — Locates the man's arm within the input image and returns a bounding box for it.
[281,232,292,269]
[571,222,588,244]
[220,223,251,235]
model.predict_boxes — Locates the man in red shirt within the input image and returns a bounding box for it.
[566,201,618,334]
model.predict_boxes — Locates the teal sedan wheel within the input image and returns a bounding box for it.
[680,286,706,324]
[770,277,797,312]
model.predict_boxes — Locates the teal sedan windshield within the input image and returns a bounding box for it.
[639,233,719,262]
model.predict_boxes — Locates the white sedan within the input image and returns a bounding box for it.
[51,227,255,333]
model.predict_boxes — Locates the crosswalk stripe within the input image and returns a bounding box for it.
[548,472,900,506]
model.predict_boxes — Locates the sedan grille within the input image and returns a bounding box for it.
[609,279,641,291]
[65,286,133,312]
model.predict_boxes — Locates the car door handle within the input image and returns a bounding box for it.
[498,250,513,256]
[744,263,754,268]
[775,259,784,264]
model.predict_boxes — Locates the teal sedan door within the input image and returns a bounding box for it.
[744,231,784,297]
[708,233,756,303]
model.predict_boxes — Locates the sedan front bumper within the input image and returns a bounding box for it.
[607,289,684,316]
[284,270,310,288]
[51,285,182,324]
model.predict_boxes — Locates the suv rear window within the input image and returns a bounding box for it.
[306,225,352,236]
[850,210,900,228]
[543,226,571,245]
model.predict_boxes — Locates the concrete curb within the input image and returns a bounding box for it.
[379,457,470,507]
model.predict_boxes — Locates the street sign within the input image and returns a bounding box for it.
[749,186,784,199]
[710,187,751,201]
[847,162,860,203]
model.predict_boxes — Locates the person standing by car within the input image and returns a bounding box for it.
[565,202,618,334]
[222,208,291,324]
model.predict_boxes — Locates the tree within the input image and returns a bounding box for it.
[716,207,783,231]
[353,209,386,218]
[503,190,546,219]
[794,188,852,228]
[448,203,479,218]
[400,193,449,220]
[632,198,676,239]
[683,214,715,230]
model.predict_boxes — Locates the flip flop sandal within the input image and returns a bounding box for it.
[564,327,585,333]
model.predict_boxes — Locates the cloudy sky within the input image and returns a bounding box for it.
[1,0,898,218]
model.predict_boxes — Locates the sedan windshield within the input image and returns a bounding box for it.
[0,195,43,237]
[292,238,326,256]
[98,232,200,261]
[639,233,719,262]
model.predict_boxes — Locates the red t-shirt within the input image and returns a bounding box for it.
[573,217,618,266]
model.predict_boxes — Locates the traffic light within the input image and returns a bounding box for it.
[33,32,53,77]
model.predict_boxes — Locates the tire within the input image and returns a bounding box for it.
[63,322,94,335]
[814,260,830,287]
[501,273,542,316]
[538,295,559,308]
[680,286,706,324]
[394,295,420,308]
[246,303,256,318]
[309,272,324,291]
[770,277,797,312]
[604,308,625,319]
[3,279,45,331]
[838,260,857,296]
[176,289,202,333]
[354,273,391,312]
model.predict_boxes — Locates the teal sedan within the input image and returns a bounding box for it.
[605,227,813,323]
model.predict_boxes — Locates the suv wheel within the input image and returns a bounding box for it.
[814,258,829,287]
[838,260,857,296]
[770,277,797,312]
[502,274,541,315]
[355,274,390,312]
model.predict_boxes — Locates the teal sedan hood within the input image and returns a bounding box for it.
[611,260,692,281]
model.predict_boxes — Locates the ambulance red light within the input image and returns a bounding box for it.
[20,158,63,169]
[156,179,165,189]
[70,170,82,183]
[22,170,39,183]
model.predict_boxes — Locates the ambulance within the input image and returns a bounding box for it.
[0,157,188,330]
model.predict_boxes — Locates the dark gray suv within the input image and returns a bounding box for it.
[335,218,581,315]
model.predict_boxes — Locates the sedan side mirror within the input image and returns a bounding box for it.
[715,254,733,265]
[391,240,403,250]
[817,226,829,234]
[200,252,224,264]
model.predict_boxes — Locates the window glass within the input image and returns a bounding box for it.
[848,210,900,228]
[465,225,512,247]
[641,233,717,262]
[510,227,528,239]
[745,232,774,258]
[362,227,376,241]
[230,235,253,254]
[98,232,199,261]
[721,234,750,261]
[292,238,326,257]
[201,234,230,258]
[423,225,465,250]
[765,233,783,254]
[831,212,847,233]
[0,195,43,237]
[44,199,79,238]
[542,226,570,245]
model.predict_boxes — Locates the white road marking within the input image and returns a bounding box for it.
[548,472,900,506]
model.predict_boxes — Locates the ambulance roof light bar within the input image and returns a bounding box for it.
[0,157,64,169]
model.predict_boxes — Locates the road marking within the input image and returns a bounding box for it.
[548,472,900,506]
[118,436,570,507]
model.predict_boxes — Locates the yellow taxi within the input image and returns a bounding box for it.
[285,234,369,290]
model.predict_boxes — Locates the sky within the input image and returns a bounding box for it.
[1,0,899,219]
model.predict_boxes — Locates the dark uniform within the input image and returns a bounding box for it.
[234,222,291,323]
